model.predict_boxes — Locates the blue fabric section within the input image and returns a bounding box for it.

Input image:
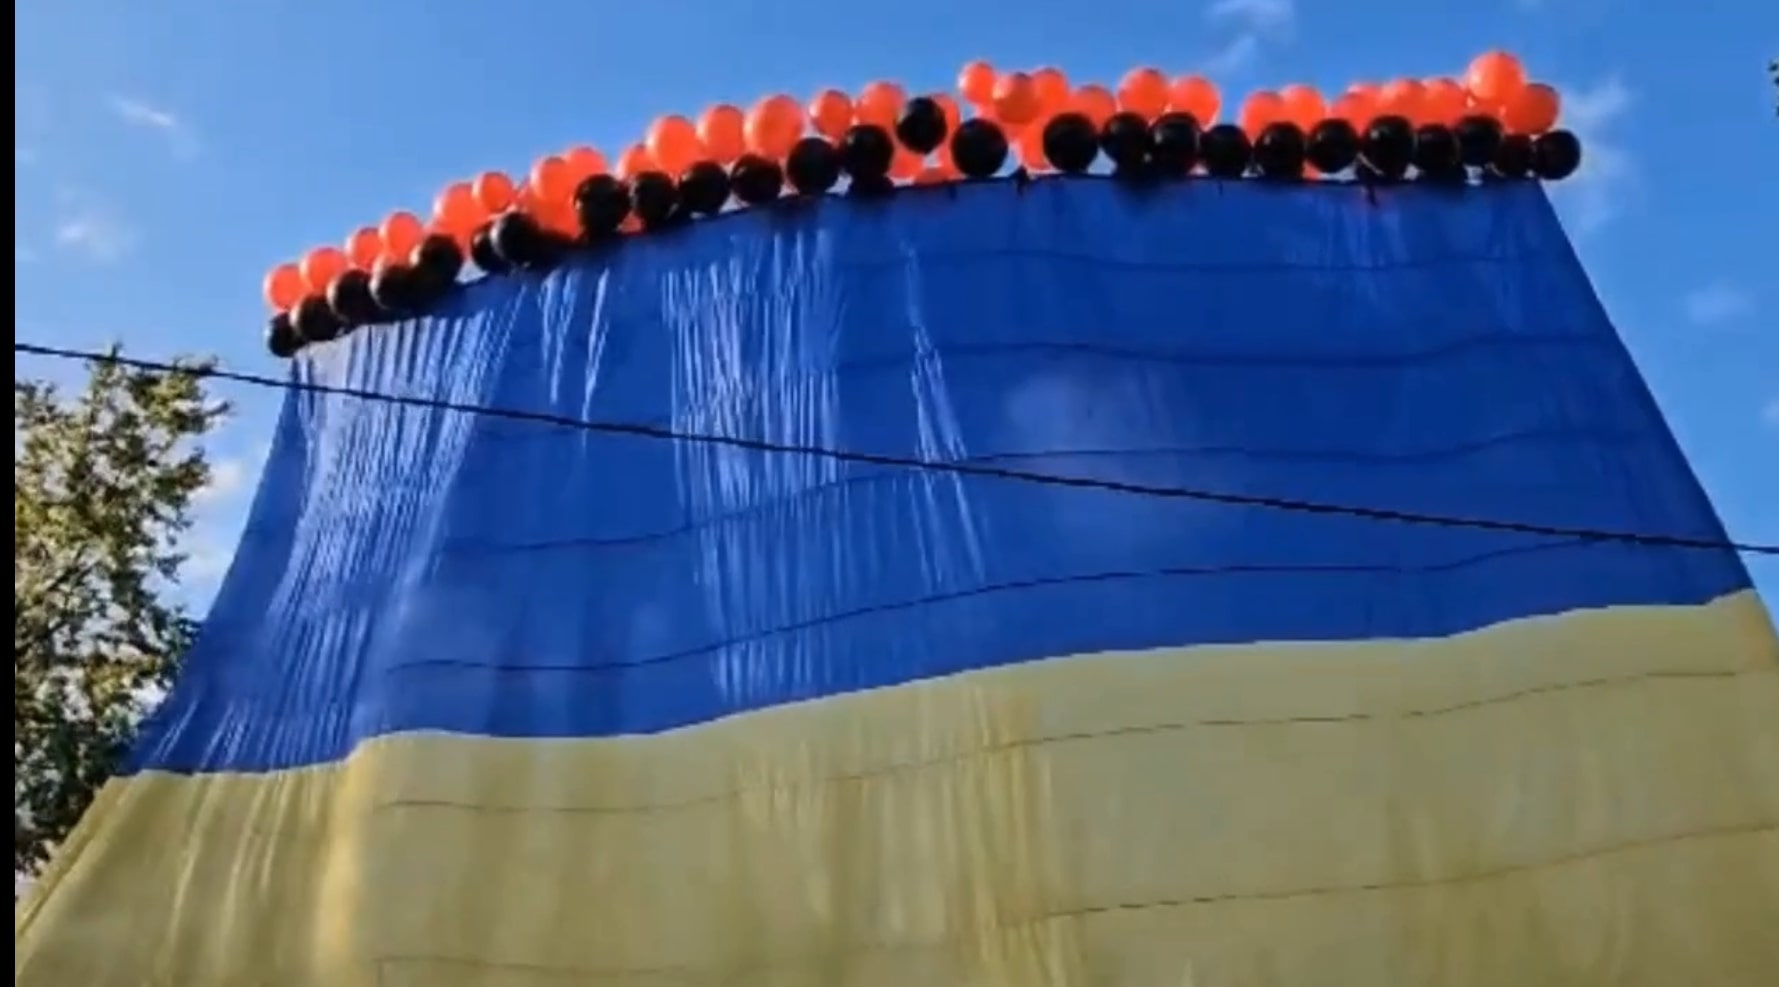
[129,179,1751,775]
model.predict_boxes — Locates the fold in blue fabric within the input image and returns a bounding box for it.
[129,179,1750,775]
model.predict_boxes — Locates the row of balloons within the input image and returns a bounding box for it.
[263,50,1561,314]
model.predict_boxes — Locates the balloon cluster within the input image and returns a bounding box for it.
[264,50,1580,358]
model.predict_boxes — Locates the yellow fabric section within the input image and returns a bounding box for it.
[17,592,1779,987]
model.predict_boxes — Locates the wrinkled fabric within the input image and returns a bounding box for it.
[17,179,1779,987]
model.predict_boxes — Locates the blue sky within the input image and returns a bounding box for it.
[14,0,1778,603]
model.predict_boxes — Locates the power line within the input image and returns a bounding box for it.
[16,341,1776,556]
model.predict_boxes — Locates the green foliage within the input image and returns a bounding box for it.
[14,350,228,879]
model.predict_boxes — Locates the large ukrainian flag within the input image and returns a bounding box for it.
[16,181,1779,986]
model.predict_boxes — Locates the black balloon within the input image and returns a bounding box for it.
[370,263,419,313]
[1454,114,1505,169]
[1199,123,1252,178]
[1361,115,1415,180]
[266,311,300,358]
[678,161,731,216]
[1041,113,1098,174]
[530,234,574,270]
[470,224,510,274]
[291,295,342,344]
[1490,134,1534,179]
[1306,118,1360,174]
[630,172,680,228]
[1149,112,1201,176]
[407,235,462,311]
[1532,130,1582,181]
[574,174,631,238]
[839,125,895,180]
[848,173,896,198]
[1100,112,1150,171]
[896,97,949,155]
[325,268,379,327]
[785,137,842,194]
[491,210,546,266]
[1411,124,1462,179]
[412,233,464,289]
[1253,122,1307,179]
[950,119,1008,179]
[730,154,784,205]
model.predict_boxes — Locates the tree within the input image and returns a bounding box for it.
[14,350,228,879]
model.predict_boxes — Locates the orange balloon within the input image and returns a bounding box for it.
[618,214,643,235]
[263,262,304,310]
[932,92,962,136]
[808,89,854,140]
[438,223,474,254]
[648,115,704,176]
[344,227,383,270]
[933,142,960,179]
[1329,92,1372,128]
[1375,79,1426,120]
[530,156,575,205]
[1031,67,1070,115]
[857,81,906,130]
[1239,91,1286,138]
[992,72,1043,127]
[1167,75,1220,124]
[563,146,608,183]
[433,181,484,235]
[699,105,746,164]
[744,94,803,159]
[914,166,950,186]
[1340,83,1381,126]
[890,149,924,181]
[1502,82,1560,134]
[1069,84,1118,129]
[1465,51,1527,110]
[958,60,997,107]
[379,212,425,264]
[535,200,579,239]
[1420,78,1468,126]
[472,171,516,213]
[299,246,349,295]
[1117,67,1169,120]
[1016,120,1051,172]
[1278,84,1326,132]
[616,144,658,180]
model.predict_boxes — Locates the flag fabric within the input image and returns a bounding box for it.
[18,181,1778,986]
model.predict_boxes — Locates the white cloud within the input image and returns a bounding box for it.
[107,94,200,159]
[109,95,179,131]
[1206,0,1296,35]
[182,533,234,585]
[53,205,138,263]
[48,185,138,263]
[1547,75,1634,236]
[194,459,248,506]
[1564,75,1632,131]
[1200,34,1263,76]
[1198,0,1295,79]
[16,84,50,167]
[194,443,269,507]
[1683,281,1753,327]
